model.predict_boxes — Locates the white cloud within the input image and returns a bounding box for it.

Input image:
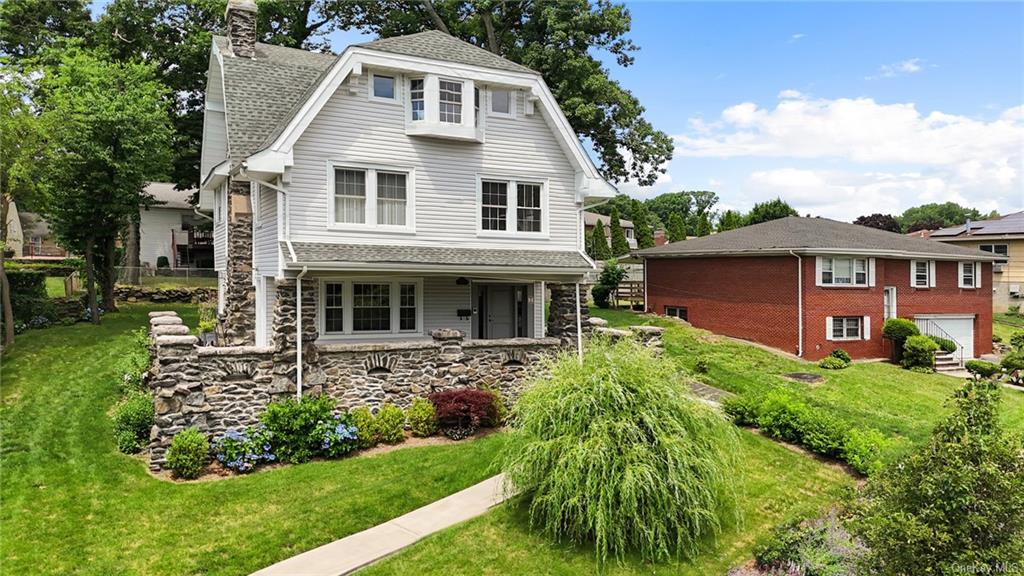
[788,33,806,43]
[868,58,929,80]
[616,170,674,200]
[674,95,1024,216]
[777,89,805,100]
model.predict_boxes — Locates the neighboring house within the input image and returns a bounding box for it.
[198,0,612,356]
[140,183,212,269]
[17,212,67,259]
[583,211,636,250]
[637,216,996,363]
[653,229,669,246]
[928,211,1023,312]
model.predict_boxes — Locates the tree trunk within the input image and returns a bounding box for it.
[420,0,451,34]
[125,218,140,285]
[85,239,99,325]
[480,9,499,54]
[0,194,13,346]
[100,235,118,313]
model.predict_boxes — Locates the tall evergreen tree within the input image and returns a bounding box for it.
[589,221,611,261]
[667,213,687,243]
[695,213,712,237]
[717,209,743,232]
[631,201,655,249]
[608,208,631,257]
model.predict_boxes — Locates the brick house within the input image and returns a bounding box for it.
[637,216,997,362]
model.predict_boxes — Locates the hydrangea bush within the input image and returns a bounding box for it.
[315,415,359,458]
[214,425,276,473]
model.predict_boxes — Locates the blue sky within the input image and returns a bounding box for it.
[92,1,1024,220]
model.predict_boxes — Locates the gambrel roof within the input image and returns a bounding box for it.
[357,30,536,74]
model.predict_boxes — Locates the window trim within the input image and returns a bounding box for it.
[826,315,869,342]
[250,181,261,228]
[488,88,515,119]
[438,77,464,124]
[910,259,936,288]
[958,261,982,289]
[980,244,1009,264]
[475,174,550,239]
[368,72,400,104]
[326,161,416,233]
[318,277,424,339]
[664,306,688,321]
[816,256,872,287]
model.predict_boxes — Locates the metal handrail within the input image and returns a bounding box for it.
[913,318,964,367]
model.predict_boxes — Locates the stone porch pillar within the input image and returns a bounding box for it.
[218,178,256,346]
[547,283,590,347]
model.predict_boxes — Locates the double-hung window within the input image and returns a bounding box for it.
[819,257,868,286]
[911,260,934,288]
[409,78,425,121]
[438,79,463,123]
[330,164,413,231]
[479,177,546,236]
[320,279,421,336]
[829,316,862,341]
[959,262,982,289]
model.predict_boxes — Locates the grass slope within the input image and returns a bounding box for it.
[362,432,853,576]
[0,304,504,576]
[994,312,1023,344]
[593,309,1024,460]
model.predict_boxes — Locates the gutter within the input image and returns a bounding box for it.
[789,250,803,358]
[638,247,1001,262]
[192,207,214,222]
[295,266,309,398]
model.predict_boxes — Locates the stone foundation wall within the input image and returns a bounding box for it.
[115,285,215,303]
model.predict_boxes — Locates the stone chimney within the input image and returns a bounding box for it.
[225,0,258,58]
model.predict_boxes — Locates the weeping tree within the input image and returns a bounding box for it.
[501,337,738,563]
[39,49,172,322]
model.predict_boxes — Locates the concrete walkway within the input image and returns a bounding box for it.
[251,474,509,576]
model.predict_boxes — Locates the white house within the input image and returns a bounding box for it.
[139,183,212,270]
[199,0,614,360]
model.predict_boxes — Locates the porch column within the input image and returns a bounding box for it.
[270,277,320,395]
[218,178,256,345]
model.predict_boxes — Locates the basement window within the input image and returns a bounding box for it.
[665,306,688,321]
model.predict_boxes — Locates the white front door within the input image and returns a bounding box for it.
[918,315,975,359]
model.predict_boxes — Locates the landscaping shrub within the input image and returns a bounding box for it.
[590,284,611,309]
[882,318,919,361]
[214,425,276,472]
[1001,352,1024,386]
[156,256,170,269]
[799,412,849,459]
[722,394,761,426]
[927,335,957,353]
[852,379,1024,572]
[374,404,406,444]
[166,428,208,479]
[842,428,888,476]
[900,335,938,370]
[965,360,1000,381]
[818,356,848,370]
[259,395,335,463]
[755,390,807,444]
[314,413,359,457]
[828,348,852,364]
[115,327,150,392]
[406,397,438,437]
[111,390,154,454]
[500,337,739,563]
[993,334,1003,343]
[350,406,377,449]
[1011,330,1024,352]
[429,387,499,439]
[753,511,865,575]
[1009,304,1021,316]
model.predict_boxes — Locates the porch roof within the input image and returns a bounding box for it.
[282,242,595,275]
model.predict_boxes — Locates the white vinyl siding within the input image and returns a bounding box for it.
[200,56,227,181]
[422,277,472,334]
[138,207,192,269]
[911,260,936,288]
[253,184,279,275]
[288,77,578,251]
[213,183,228,271]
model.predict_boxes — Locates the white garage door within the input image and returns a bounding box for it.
[918,315,975,360]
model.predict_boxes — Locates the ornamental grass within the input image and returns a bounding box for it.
[500,337,738,564]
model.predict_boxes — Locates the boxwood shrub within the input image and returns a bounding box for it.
[350,406,377,449]
[112,390,155,454]
[965,360,999,381]
[407,397,438,437]
[901,335,939,370]
[374,404,406,444]
[166,428,208,479]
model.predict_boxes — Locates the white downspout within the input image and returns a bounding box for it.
[295,266,309,398]
[575,282,583,361]
[789,250,803,357]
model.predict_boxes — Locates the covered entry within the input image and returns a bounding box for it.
[472,283,534,339]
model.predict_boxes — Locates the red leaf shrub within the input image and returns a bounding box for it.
[428,388,499,433]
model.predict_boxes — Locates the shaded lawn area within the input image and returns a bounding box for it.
[994,312,1023,344]
[0,304,504,576]
[592,309,1024,461]
[362,431,853,576]
[44,275,72,298]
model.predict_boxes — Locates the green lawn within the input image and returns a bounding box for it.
[0,304,505,576]
[994,312,1023,344]
[44,275,70,298]
[362,431,853,576]
[591,309,1024,461]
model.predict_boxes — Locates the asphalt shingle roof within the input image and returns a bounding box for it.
[143,182,196,210]
[636,216,997,260]
[285,242,592,270]
[357,30,536,75]
[930,211,1024,238]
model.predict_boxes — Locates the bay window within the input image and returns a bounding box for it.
[320,279,422,336]
[478,177,546,236]
[409,78,425,121]
[329,163,413,231]
[438,79,463,123]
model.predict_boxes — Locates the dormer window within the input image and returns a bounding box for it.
[409,78,425,120]
[371,74,396,101]
[438,79,463,123]
[490,89,513,117]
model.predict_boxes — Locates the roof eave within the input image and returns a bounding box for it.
[636,247,1001,262]
[282,259,595,277]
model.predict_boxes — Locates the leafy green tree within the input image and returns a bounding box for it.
[588,220,611,261]
[646,191,692,231]
[853,380,1024,572]
[900,202,983,232]
[717,209,743,232]
[39,49,173,322]
[853,213,902,233]
[667,212,687,243]
[608,208,630,257]
[687,190,718,232]
[630,201,655,249]
[745,198,799,226]
[694,212,712,237]
[0,0,92,64]
[589,193,635,220]
[343,0,673,185]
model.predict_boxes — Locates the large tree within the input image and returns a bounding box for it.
[630,200,655,249]
[853,213,902,233]
[339,0,672,186]
[667,212,686,243]
[716,209,743,232]
[745,198,798,226]
[608,207,630,257]
[588,220,611,261]
[646,191,692,234]
[0,0,92,64]
[900,202,983,232]
[39,50,173,322]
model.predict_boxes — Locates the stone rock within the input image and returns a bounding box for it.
[150,316,183,326]
[152,324,191,336]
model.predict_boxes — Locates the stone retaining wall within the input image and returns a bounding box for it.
[115,285,216,303]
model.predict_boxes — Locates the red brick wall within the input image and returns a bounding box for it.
[645,256,993,361]
[644,256,801,354]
